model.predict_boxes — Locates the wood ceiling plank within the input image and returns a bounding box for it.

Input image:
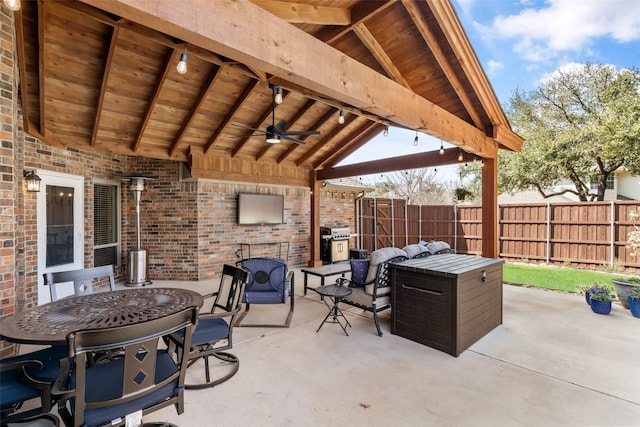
[315,0,395,44]
[401,0,483,130]
[314,121,379,169]
[250,0,351,25]
[169,65,222,157]
[204,79,260,154]
[80,0,511,158]
[296,113,358,167]
[38,0,46,138]
[352,22,412,90]
[277,105,336,164]
[256,98,315,160]
[132,49,177,153]
[91,24,120,147]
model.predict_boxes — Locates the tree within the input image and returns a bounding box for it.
[371,168,451,204]
[501,63,640,201]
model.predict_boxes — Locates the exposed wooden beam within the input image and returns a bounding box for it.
[37,0,45,138]
[314,121,379,169]
[80,0,508,158]
[169,65,222,158]
[14,8,34,138]
[428,0,523,151]
[91,24,120,147]
[295,113,358,166]
[132,49,177,153]
[317,147,475,180]
[352,22,412,90]
[250,0,350,25]
[315,0,395,44]
[204,79,260,154]
[401,0,482,129]
[481,156,498,257]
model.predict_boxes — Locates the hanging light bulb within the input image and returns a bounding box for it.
[439,140,444,155]
[338,109,345,124]
[458,150,463,161]
[3,0,21,11]
[413,131,419,146]
[383,125,389,137]
[274,86,283,105]
[176,45,188,75]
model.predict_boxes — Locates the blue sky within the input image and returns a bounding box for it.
[342,0,640,184]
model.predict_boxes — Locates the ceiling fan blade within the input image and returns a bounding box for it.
[282,130,321,136]
[228,133,263,138]
[281,134,306,145]
[232,123,263,132]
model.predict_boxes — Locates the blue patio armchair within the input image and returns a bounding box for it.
[235,257,294,328]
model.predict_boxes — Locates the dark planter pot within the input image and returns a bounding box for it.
[612,279,640,309]
[629,297,640,318]
[590,299,612,315]
[585,291,591,305]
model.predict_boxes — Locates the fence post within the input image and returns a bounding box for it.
[391,199,395,247]
[405,199,408,247]
[454,204,458,253]
[373,198,378,251]
[546,202,551,264]
[419,204,422,242]
[610,201,615,268]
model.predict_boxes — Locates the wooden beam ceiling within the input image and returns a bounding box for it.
[79,0,506,159]
[249,0,351,25]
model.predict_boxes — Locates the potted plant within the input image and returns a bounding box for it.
[590,286,615,315]
[629,287,640,318]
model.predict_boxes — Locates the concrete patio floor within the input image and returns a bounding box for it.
[142,267,640,427]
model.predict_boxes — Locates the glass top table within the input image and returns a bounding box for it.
[315,284,353,336]
[0,287,204,346]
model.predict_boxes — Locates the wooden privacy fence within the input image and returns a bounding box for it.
[356,198,640,272]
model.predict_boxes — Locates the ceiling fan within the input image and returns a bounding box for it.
[233,84,320,145]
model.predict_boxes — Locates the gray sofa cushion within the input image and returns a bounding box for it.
[365,247,407,283]
[402,244,428,259]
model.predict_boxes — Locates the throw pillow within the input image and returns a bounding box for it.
[349,259,369,287]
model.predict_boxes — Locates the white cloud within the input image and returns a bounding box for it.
[486,59,504,75]
[484,0,640,62]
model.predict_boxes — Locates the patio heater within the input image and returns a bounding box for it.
[124,176,153,287]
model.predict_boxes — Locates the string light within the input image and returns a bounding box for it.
[274,86,283,105]
[338,109,345,124]
[383,125,389,137]
[413,131,419,146]
[458,150,463,162]
[176,44,188,75]
[3,0,20,11]
[439,140,444,155]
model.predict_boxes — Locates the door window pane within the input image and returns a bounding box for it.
[46,185,74,267]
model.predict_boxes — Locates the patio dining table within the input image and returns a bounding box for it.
[0,287,204,346]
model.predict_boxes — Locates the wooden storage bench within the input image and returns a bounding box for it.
[390,254,504,357]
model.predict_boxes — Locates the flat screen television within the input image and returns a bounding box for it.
[237,193,284,225]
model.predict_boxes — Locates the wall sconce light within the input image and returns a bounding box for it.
[383,125,389,137]
[274,86,283,105]
[3,0,21,11]
[338,109,345,124]
[176,44,188,75]
[413,131,419,146]
[439,140,444,155]
[24,170,41,192]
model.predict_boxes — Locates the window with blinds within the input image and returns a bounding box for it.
[94,183,120,267]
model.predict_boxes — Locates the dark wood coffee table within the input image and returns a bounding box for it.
[301,262,351,295]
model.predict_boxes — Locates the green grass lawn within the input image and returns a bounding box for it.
[503,263,631,293]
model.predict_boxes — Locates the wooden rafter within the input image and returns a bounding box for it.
[352,22,412,90]
[169,65,222,158]
[204,79,260,154]
[315,0,395,44]
[315,122,380,169]
[132,49,178,153]
[91,24,120,147]
[324,123,384,168]
[250,0,350,25]
[401,0,483,129]
[37,0,45,138]
[295,112,357,166]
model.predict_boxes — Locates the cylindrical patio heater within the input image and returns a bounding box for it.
[125,176,153,287]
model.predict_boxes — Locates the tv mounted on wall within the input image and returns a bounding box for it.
[237,193,284,225]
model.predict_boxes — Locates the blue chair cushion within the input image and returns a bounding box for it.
[241,258,290,303]
[9,345,66,382]
[73,350,179,427]
[349,259,369,287]
[0,368,40,410]
[190,318,230,345]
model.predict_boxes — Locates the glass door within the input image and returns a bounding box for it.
[37,171,84,305]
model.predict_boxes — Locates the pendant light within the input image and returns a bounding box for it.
[338,109,345,124]
[458,150,464,161]
[274,86,283,105]
[439,140,444,155]
[176,45,188,75]
[383,125,389,137]
[413,131,419,146]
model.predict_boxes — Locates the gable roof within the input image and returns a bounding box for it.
[15,0,522,187]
